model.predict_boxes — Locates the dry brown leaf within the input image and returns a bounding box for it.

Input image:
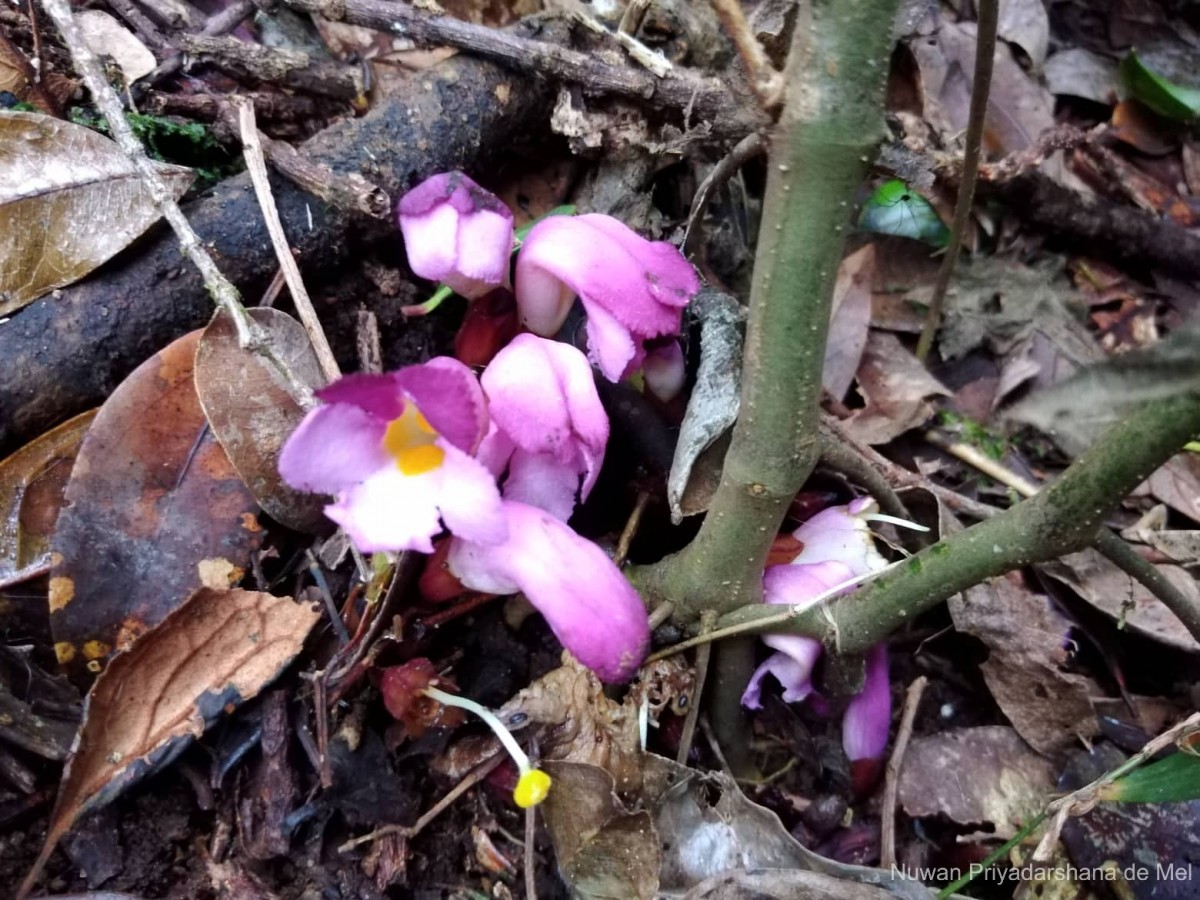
[1045,48,1120,105]
[77,11,157,83]
[910,20,1054,156]
[18,587,319,899]
[823,245,875,401]
[501,655,644,794]
[50,330,263,677]
[842,330,950,445]
[897,726,1055,837]
[986,0,1049,66]
[1146,453,1200,524]
[0,409,96,580]
[1040,549,1200,653]
[0,111,193,316]
[195,309,327,532]
[949,572,1100,754]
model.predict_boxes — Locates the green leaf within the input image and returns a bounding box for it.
[1100,751,1200,804]
[858,180,949,246]
[1121,50,1200,121]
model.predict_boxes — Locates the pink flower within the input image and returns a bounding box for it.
[448,501,650,683]
[279,358,505,554]
[476,334,608,521]
[514,214,700,381]
[742,499,926,765]
[398,172,514,300]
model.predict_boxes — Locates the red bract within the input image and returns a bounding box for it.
[378,659,464,738]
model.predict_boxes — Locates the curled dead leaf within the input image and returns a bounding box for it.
[194,308,327,532]
[18,587,319,899]
[0,111,193,315]
[0,409,96,581]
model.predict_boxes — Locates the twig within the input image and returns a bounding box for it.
[256,131,391,219]
[275,0,766,137]
[524,801,538,900]
[182,35,366,104]
[683,132,766,256]
[923,430,1038,496]
[139,0,255,88]
[337,755,505,852]
[236,98,341,384]
[40,0,313,407]
[881,675,927,869]
[613,490,651,567]
[676,610,717,765]
[1033,712,1200,865]
[915,0,998,362]
[709,0,782,105]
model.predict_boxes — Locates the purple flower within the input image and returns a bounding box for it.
[398,172,514,300]
[742,499,926,765]
[279,358,505,554]
[514,214,700,382]
[448,500,650,683]
[476,334,608,521]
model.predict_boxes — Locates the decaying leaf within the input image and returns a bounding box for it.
[1040,548,1200,653]
[841,331,950,445]
[0,111,193,316]
[50,330,263,677]
[985,0,1049,67]
[0,409,96,580]
[77,11,157,83]
[1044,48,1121,105]
[1145,453,1200,523]
[897,726,1055,838]
[18,587,319,899]
[668,288,745,523]
[949,573,1100,754]
[540,761,660,900]
[1006,321,1200,448]
[195,308,327,532]
[910,20,1054,156]
[1060,743,1200,900]
[682,870,907,899]
[824,245,876,401]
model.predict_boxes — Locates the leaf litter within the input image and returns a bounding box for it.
[8,0,1200,896]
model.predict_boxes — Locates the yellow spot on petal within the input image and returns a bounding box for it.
[383,403,444,474]
[54,642,76,665]
[397,443,445,475]
[513,769,552,808]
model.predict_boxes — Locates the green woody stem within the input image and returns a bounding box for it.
[637,0,901,620]
[716,395,1200,650]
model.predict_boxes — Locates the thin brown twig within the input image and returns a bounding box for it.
[881,675,927,869]
[236,97,341,383]
[613,490,651,567]
[683,132,767,256]
[337,755,505,852]
[275,0,766,137]
[916,0,999,361]
[40,0,314,406]
[524,800,538,900]
[709,0,782,105]
[676,610,717,766]
[138,0,255,88]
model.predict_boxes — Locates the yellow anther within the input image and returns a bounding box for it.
[513,769,552,808]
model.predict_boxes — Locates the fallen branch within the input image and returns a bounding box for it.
[0,53,550,455]
[274,0,767,137]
